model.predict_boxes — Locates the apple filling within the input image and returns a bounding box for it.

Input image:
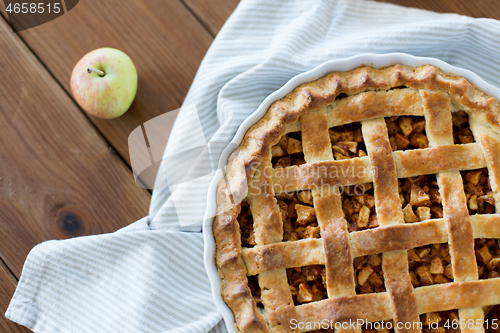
[238,201,256,248]
[242,112,496,326]
[485,306,500,333]
[476,247,500,333]
[247,275,263,310]
[399,175,443,223]
[462,169,496,215]
[329,122,377,232]
[329,122,367,160]
[386,116,428,151]
[409,243,453,287]
[287,265,327,305]
[420,310,460,333]
[408,243,458,332]
[452,111,475,144]
[354,253,385,294]
[341,183,378,232]
[271,132,306,168]
[276,190,321,242]
[475,239,500,333]
[475,238,500,279]
[238,190,321,247]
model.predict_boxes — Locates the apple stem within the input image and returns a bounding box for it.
[87,67,105,77]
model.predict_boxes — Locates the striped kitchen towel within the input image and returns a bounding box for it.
[6,0,500,332]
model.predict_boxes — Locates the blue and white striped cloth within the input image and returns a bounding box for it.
[7,0,500,332]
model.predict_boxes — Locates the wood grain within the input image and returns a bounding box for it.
[0,0,214,165]
[0,15,150,278]
[0,0,499,331]
[377,0,500,20]
[182,0,240,36]
[0,261,33,332]
[182,0,500,39]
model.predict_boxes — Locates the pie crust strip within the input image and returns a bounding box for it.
[394,143,485,178]
[247,160,299,332]
[273,143,486,193]
[272,157,372,194]
[285,88,425,133]
[243,214,500,276]
[361,118,420,332]
[292,278,500,329]
[243,239,325,276]
[301,109,359,333]
[295,293,393,328]
[415,278,500,314]
[328,88,424,127]
[470,214,500,238]
[469,117,500,213]
[213,185,270,332]
[422,90,483,333]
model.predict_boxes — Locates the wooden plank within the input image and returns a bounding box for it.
[0,260,33,332]
[183,0,500,37]
[0,15,150,278]
[0,0,214,165]
[378,0,500,20]
[182,0,239,36]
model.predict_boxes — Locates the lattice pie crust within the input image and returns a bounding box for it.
[213,65,500,333]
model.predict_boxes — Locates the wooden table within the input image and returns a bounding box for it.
[0,0,499,332]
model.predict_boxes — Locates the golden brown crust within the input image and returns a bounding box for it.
[258,270,297,333]
[213,64,500,333]
[415,279,500,314]
[394,144,486,178]
[423,89,484,328]
[382,251,420,333]
[246,161,283,245]
[272,158,373,193]
[246,160,298,332]
[242,220,452,276]
[301,109,333,163]
[329,88,424,127]
[420,90,453,147]
[272,143,487,194]
[472,125,500,211]
[362,118,403,225]
[238,216,500,277]
[242,239,325,276]
[313,188,356,297]
[296,293,393,324]
[362,118,420,331]
[300,108,357,305]
[470,215,500,238]
[438,172,478,282]
[214,186,270,332]
[350,220,448,258]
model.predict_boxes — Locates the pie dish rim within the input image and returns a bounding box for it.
[202,52,500,333]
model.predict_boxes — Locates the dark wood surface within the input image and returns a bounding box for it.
[0,0,214,165]
[0,13,153,278]
[0,260,31,333]
[379,0,500,20]
[0,0,499,331]
[183,0,240,37]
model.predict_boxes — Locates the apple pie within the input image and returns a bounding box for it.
[213,64,500,333]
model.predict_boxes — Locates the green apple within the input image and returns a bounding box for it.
[70,47,138,119]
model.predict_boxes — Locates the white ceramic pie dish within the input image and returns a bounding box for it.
[202,52,500,332]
